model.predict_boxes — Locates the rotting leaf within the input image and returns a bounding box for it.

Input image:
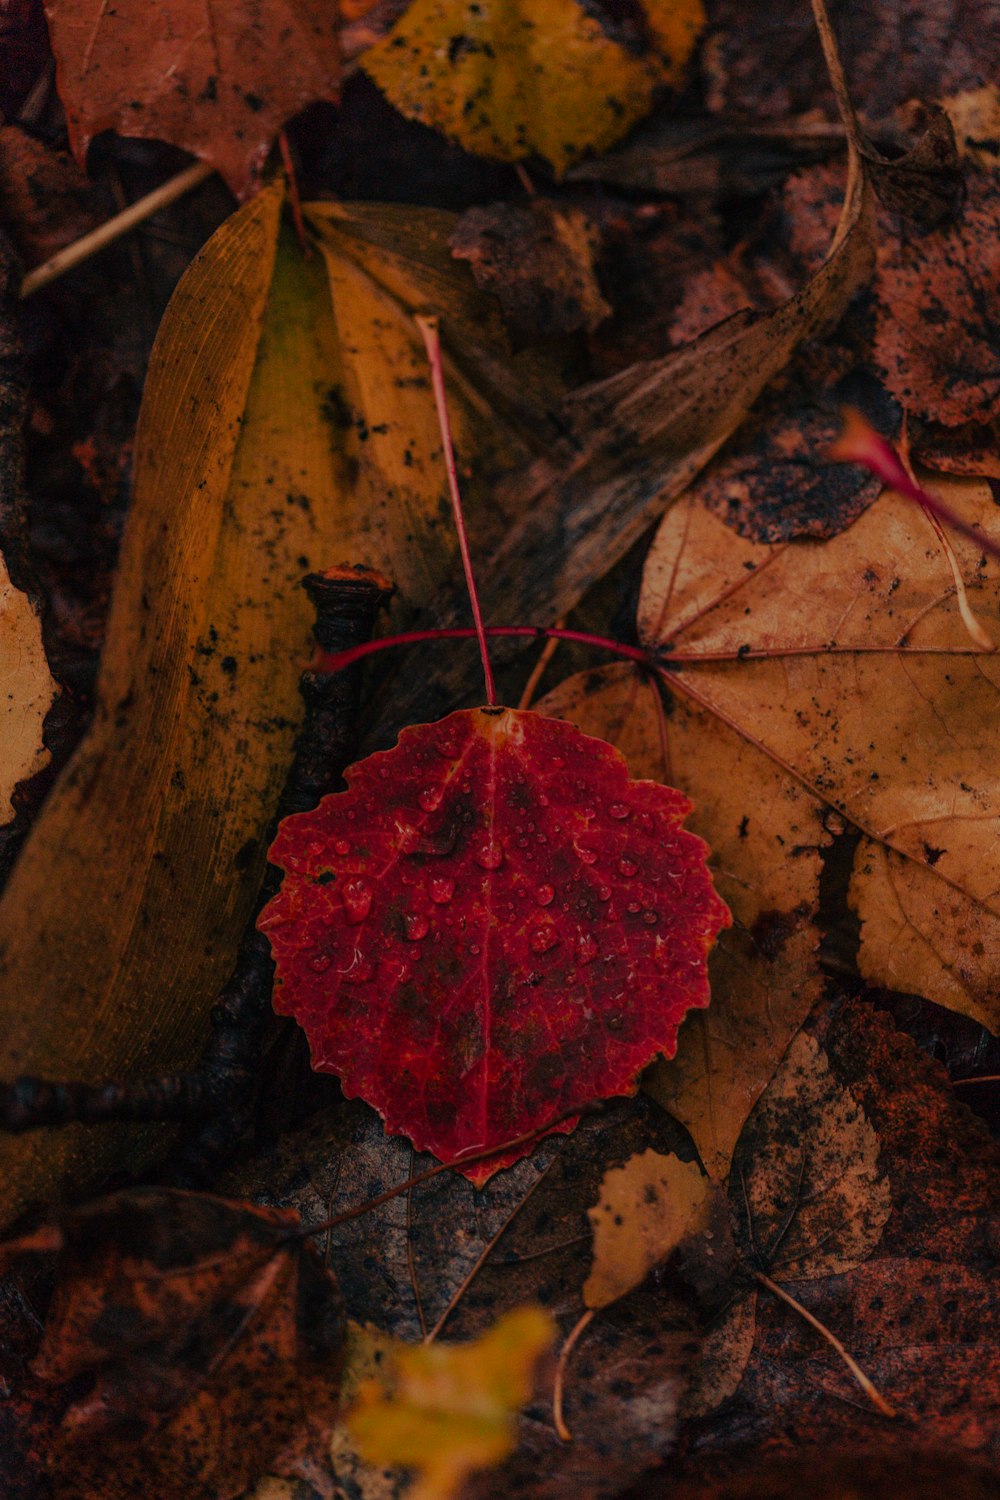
[0,190,569,1231]
[449,200,610,345]
[638,477,1000,1034]
[0,1188,344,1500]
[874,168,1000,426]
[583,1149,709,1309]
[535,664,827,1181]
[347,1306,554,1500]
[361,0,705,177]
[42,0,340,197]
[259,706,730,1180]
[226,1094,697,1500]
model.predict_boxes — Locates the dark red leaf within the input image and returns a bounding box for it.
[259,706,730,1182]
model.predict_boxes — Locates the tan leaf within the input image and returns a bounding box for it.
[583,1150,709,1310]
[638,477,1000,1035]
[0,562,56,826]
[361,0,704,177]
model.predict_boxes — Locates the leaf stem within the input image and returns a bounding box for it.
[416,314,497,705]
[753,1270,896,1419]
[315,624,653,676]
[552,1307,596,1441]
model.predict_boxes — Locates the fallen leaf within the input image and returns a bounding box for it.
[0,535,57,829]
[681,1025,891,1418]
[535,664,827,1181]
[0,190,568,1230]
[347,1306,554,1500]
[583,1149,709,1308]
[361,0,704,176]
[42,0,340,197]
[670,1000,1000,1473]
[0,1188,344,1500]
[666,1448,1000,1500]
[226,1093,697,1500]
[873,168,1000,426]
[638,477,1000,1034]
[0,124,105,266]
[260,705,730,1179]
[703,0,999,127]
[449,200,610,344]
[941,82,1000,168]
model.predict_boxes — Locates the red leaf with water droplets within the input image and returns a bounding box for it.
[259,707,729,1182]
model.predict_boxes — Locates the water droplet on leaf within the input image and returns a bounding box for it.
[343,878,372,924]
[405,913,429,940]
[534,884,555,906]
[429,876,455,904]
[618,856,638,878]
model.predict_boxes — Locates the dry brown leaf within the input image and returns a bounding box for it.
[535,664,826,1180]
[0,190,567,1230]
[449,201,610,345]
[874,169,1000,427]
[638,478,1000,1035]
[43,0,339,197]
[583,1150,709,1309]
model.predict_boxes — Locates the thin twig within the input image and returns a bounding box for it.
[416,314,497,705]
[552,1306,596,1441]
[21,160,216,298]
[517,617,566,710]
[754,1271,896,1419]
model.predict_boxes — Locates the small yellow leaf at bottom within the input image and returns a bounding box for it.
[346,1306,554,1500]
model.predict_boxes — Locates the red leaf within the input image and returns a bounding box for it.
[259,707,730,1182]
[42,0,339,198]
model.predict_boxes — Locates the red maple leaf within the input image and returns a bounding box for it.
[259,705,730,1182]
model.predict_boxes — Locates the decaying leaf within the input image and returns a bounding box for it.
[874,169,1000,426]
[361,0,704,176]
[583,1149,709,1309]
[682,1026,891,1418]
[449,200,610,344]
[347,1306,554,1500]
[42,0,339,197]
[672,1000,1000,1470]
[637,478,1000,1034]
[0,1188,344,1500]
[0,189,569,1230]
[536,665,827,1181]
[227,1094,697,1500]
[260,706,729,1179]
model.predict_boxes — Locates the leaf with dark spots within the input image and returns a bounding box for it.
[42,0,340,197]
[0,1188,344,1500]
[259,706,729,1180]
[449,200,611,345]
[873,168,1000,426]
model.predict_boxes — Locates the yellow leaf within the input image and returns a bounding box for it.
[362,0,705,176]
[0,191,565,1229]
[583,1149,709,1309]
[347,1308,554,1500]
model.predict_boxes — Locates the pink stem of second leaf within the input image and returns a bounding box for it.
[313,625,654,678]
[416,313,498,705]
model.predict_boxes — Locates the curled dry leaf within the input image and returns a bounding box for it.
[0,188,568,1229]
[535,664,827,1181]
[638,478,1000,1034]
[42,0,339,197]
[0,1188,344,1500]
[361,0,705,176]
[347,1306,554,1500]
[583,1149,709,1309]
[259,706,730,1180]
